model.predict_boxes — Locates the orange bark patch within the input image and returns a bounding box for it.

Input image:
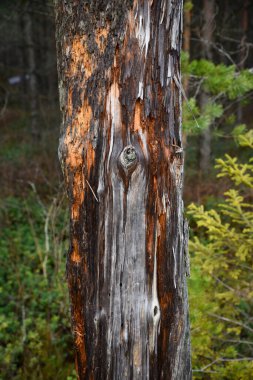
[146,212,155,280]
[71,238,82,263]
[86,140,95,177]
[74,318,87,371]
[71,169,85,220]
[65,100,92,168]
[66,94,92,134]
[133,99,142,132]
[64,101,93,219]
[146,217,155,257]
[157,211,167,287]
[153,176,158,193]
[158,212,166,238]
[68,36,93,80]
[95,25,110,53]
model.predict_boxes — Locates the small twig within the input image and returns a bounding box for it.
[196,356,253,374]
[173,74,200,129]
[21,303,26,345]
[0,88,9,118]
[200,358,220,371]
[192,369,218,373]
[219,357,253,362]
[212,337,253,346]
[211,275,239,294]
[86,179,99,203]
[193,77,204,99]
[27,181,46,214]
[208,312,253,334]
[218,34,253,49]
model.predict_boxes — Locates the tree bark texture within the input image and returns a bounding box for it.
[55,1,191,379]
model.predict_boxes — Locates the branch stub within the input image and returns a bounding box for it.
[119,145,138,171]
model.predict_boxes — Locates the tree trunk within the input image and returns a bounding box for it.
[183,1,192,95]
[199,0,215,174]
[24,3,39,137]
[199,92,211,173]
[54,1,191,379]
[182,1,192,149]
[237,0,249,123]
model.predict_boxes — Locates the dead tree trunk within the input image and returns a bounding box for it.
[54,1,191,379]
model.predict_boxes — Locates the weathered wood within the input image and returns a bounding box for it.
[54,1,191,378]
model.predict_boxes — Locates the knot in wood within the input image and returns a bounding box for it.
[119,145,137,170]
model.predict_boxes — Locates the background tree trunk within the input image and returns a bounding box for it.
[182,0,192,150]
[183,1,192,95]
[237,0,249,123]
[24,2,39,137]
[55,1,191,379]
[199,0,215,174]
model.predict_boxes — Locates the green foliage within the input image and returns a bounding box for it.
[184,0,193,12]
[183,97,223,134]
[215,131,253,187]
[188,131,253,379]
[0,193,75,379]
[231,124,247,143]
[185,60,253,99]
[182,55,253,135]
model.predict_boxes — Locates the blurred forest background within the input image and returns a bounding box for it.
[0,0,253,379]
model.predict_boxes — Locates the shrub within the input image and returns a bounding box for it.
[188,130,253,379]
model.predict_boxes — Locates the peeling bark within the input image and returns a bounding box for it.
[54,1,191,379]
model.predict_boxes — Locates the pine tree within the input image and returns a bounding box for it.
[188,130,253,379]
